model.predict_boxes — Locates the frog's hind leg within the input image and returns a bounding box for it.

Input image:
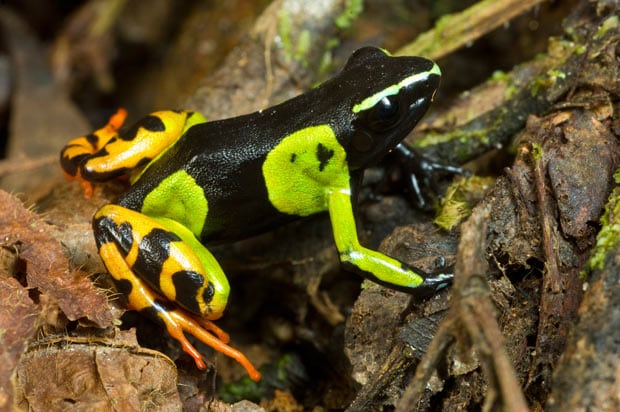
[60,108,128,196]
[60,109,206,196]
[93,204,261,381]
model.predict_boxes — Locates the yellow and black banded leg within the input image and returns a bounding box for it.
[93,204,261,381]
[60,108,128,196]
[60,109,206,197]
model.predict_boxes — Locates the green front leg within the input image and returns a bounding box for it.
[326,187,452,295]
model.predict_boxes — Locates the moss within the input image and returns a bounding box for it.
[317,38,341,77]
[218,354,305,403]
[295,29,312,65]
[489,70,518,100]
[277,11,312,68]
[415,128,488,151]
[531,143,543,160]
[595,15,619,39]
[582,167,620,277]
[434,175,495,231]
[547,69,566,80]
[278,10,293,59]
[531,69,566,97]
[490,70,508,82]
[335,0,363,29]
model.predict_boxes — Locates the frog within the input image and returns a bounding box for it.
[60,47,454,382]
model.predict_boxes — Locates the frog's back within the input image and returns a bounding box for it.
[115,46,429,243]
[117,111,303,243]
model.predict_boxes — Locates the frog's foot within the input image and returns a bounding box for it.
[196,317,230,344]
[60,108,128,197]
[127,290,260,380]
[163,307,261,382]
[357,261,453,297]
[406,271,453,298]
[392,143,468,210]
[63,170,95,197]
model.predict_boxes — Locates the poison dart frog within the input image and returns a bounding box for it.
[60,47,453,382]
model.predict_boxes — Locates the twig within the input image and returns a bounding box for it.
[396,203,528,411]
[531,143,561,293]
[397,0,547,60]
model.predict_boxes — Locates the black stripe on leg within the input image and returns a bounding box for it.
[120,115,166,140]
[133,228,181,292]
[93,216,134,256]
[172,270,205,314]
[112,278,133,296]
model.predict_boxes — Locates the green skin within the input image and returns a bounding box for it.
[92,47,452,322]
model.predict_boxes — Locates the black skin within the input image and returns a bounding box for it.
[384,143,467,211]
[116,47,456,296]
[118,48,441,241]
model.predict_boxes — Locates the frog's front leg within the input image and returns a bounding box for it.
[93,204,261,381]
[392,143,468,210]
[327,186,453,296]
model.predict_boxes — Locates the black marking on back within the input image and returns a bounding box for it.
[290,153,297,163]
[316,143,334,171]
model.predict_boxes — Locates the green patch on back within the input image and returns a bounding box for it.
[263,125,349,216]
[141,170,208,236]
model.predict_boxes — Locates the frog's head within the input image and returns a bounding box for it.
[339,47,441,170]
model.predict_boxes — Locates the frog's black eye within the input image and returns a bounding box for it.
[377,96,399,119]
[361,95,402,132]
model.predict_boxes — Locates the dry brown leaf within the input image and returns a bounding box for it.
[0,189,113,327]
